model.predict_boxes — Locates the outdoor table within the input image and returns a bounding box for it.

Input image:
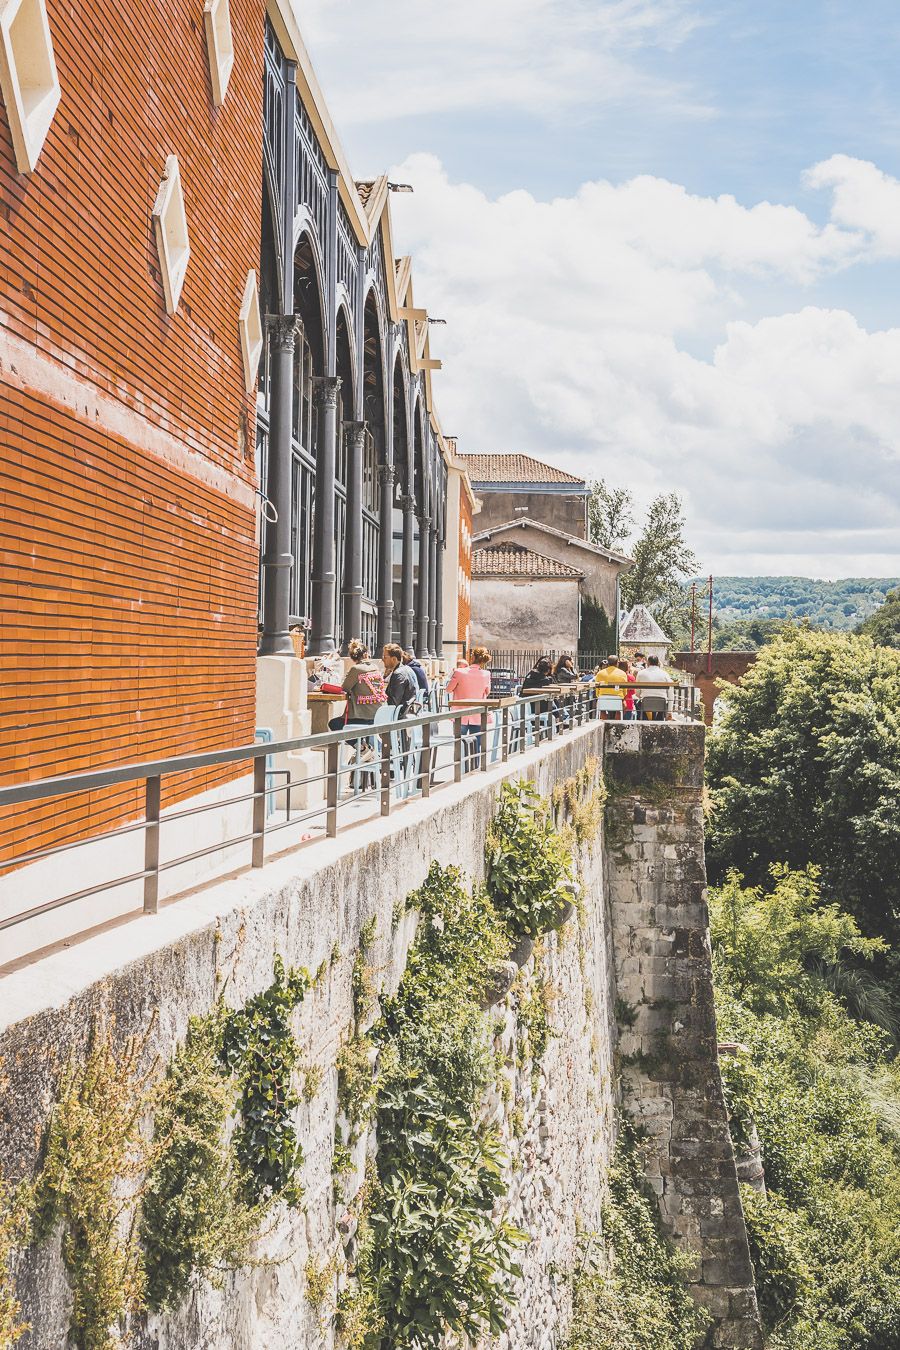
[307,689,347,735]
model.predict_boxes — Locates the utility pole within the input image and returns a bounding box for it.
[707,575,714,675]
[690,581,697,654]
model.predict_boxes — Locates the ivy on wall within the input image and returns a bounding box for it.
[486,780,579,939]
[564,1128,711,1350]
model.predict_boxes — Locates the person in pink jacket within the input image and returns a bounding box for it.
[446,647,492,768]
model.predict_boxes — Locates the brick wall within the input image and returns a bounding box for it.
[0,0,265,862]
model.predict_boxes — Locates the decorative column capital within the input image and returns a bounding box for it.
[416,510,432,529]
[313,374,342,408]
[377,462,396,486]
[266,312,301,352]
[400,493,416,512]
[343,419,367,446]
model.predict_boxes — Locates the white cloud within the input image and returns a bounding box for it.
[805,154,900,258]
[298,0,709,125]
[388,154,900,576]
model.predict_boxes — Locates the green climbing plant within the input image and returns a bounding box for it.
[486,780,579,939]
[140,1010,266,1312]
[341,862,524,1348]
[33,1026,153,1350]
[564,1129,711,1350]
[0,1167,31,1346]
[219,956,311,1205]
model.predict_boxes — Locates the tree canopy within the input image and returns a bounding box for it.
[706,627,900,946]
[857,588,900,649]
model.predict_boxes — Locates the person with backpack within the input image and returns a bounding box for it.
[329,639,387,763]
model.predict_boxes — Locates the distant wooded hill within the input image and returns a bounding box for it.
[702,576,899,630]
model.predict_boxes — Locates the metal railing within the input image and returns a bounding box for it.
[0,684,700,953]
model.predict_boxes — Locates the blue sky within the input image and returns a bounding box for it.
[301,0,900,578]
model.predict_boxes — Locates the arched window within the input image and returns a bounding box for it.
[289,234,325,624]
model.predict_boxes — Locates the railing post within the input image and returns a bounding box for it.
[501,705,509,762]
[546,698,555,742]
[326,740,339,837]
[480,708,489,772]
[420,721,432,797]
[380,731,392,816]
[143,775,161,914]
[252,756,266,868]
[453,716,463,782]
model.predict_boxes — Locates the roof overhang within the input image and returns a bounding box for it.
[473,517,633,569]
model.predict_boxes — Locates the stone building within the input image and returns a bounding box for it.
[470,541,584,652]
[0,0,474,864]
[464,453,631,656]
[620,604,672,664]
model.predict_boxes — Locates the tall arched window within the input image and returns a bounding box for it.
[290,234,325,624]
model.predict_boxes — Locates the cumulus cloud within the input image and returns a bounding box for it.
[298,0,709,124]
[389,155,900,575]
[805,154,900,258]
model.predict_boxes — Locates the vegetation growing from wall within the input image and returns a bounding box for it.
[710,869,900,1348]
[340,862,524,1348]
[486,780,579,938]
[563,1129,710,1350]
[219,957,311,1205]
[140,1011,265,1312]
[0,1169,31,1345]
[33,1027,152,1350]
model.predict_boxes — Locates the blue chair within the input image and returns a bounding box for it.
[347,704,400,795]
[254,727,292,819]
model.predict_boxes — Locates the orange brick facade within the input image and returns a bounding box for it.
[0,0,265,858]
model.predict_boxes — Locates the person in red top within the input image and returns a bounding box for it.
[447,647,492,768]
[617,659,637,720]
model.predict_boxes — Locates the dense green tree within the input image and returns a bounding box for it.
[857,588,900,649]
[586,480,634,553]
[620,493,698,619]
[710,870,900,1349]
[705,577,899,630]
[706,628,900,945]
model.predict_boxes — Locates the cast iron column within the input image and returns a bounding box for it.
[427,523,438,658]
[309,375,341,655]
[376,464,395,647]
[341,420,366,650]
[416,510,431,657]
[434,528,444,663]
[258,314,300,656]
[400,494,415,651]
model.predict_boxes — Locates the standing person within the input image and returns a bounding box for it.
[403,650,430,699]
[635,655,674,719]
[383,643,419,717]
[330,639,386,764]
[447,646,492,768]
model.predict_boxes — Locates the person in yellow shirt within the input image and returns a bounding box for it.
[594,654,629,711]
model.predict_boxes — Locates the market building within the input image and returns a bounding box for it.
[0,0,470,874]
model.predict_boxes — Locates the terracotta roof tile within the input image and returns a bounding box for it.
[472,542,583,580]
[461,453,585,486]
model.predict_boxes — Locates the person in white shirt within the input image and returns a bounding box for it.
[635,655,674,718]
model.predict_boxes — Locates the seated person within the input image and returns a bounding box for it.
[635,655,674,718]
[383,643,419,716]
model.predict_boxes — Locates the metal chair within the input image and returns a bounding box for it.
[347,705,399,795]
[639,695,668,721]
[254,727,292,818]
[596,696,624,720]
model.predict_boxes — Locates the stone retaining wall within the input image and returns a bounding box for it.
[0,720,761,1349]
